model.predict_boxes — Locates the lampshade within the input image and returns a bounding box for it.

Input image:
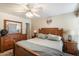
[33,30,37,33]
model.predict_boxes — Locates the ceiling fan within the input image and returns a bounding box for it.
[20,3,43,18]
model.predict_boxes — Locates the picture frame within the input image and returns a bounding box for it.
[46,17,52,24]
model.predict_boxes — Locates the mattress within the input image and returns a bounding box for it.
[17,38,63,52]
[16,38,72,56]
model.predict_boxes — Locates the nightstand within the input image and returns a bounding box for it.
[63,40,77,55]
[32,33,37,38]
[32,35,36,38]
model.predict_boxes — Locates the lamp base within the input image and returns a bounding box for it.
[32,33,37,38]
[68,39,71,41]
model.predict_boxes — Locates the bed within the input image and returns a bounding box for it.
[13,28,71,56]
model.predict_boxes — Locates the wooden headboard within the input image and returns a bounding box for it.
[39,28,63,37]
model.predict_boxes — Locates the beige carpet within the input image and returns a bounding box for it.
[0,49,79,56]
[0,49,13,56]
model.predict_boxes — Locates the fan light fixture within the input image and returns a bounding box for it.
[18,3,43,18]
[25,4,42,18]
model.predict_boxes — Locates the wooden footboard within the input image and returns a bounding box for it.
[13,44,40,56]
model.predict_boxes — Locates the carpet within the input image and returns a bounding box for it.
[0,49,13,56]
[0,49,79,56]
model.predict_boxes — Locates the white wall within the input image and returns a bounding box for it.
[31,12,79,50]
[31,12,79,41]
[0,12,31,34]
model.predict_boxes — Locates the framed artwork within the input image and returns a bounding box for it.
[46,17,52,24]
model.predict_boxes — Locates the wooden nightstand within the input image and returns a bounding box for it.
[32,36,36,38]
[32,33,37,38]
[63,40,77,55]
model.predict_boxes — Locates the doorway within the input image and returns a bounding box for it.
[26,23,30,38]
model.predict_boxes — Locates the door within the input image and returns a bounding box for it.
[26,23,30,39]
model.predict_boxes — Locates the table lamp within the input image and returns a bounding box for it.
[33,30,37,37]
[67,30,75,41]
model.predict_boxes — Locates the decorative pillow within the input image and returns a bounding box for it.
[37,33,48,39]
[47,34,62,41]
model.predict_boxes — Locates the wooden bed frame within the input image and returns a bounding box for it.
[13,28,63,56]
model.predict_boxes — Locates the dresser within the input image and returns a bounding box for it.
[0,33,27,52]
[63,40,77,55]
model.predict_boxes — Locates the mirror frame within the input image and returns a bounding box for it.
[4,20,22,34]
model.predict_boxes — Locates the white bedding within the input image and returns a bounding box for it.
[17,38,63,52]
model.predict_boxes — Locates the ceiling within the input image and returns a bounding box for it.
[0,3,78,18]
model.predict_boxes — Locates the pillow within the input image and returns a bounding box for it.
[47,34,62,41]
[37,33,48,39]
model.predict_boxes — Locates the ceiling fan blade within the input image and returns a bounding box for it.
[25,12,34,18]
[17,3,30,11]
[33,12,40,17]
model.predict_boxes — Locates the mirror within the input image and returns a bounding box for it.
[4,20,22,34]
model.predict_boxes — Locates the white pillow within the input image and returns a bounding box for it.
[47,34,62,41]
[37,33,47,39]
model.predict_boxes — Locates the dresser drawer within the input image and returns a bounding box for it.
[67,48,76,55]
[2,37,14,51]
[64,40,77,55]
[20,34,27,40]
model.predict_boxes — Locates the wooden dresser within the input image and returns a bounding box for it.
[63,40,77,55]
[0,33,27,52]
